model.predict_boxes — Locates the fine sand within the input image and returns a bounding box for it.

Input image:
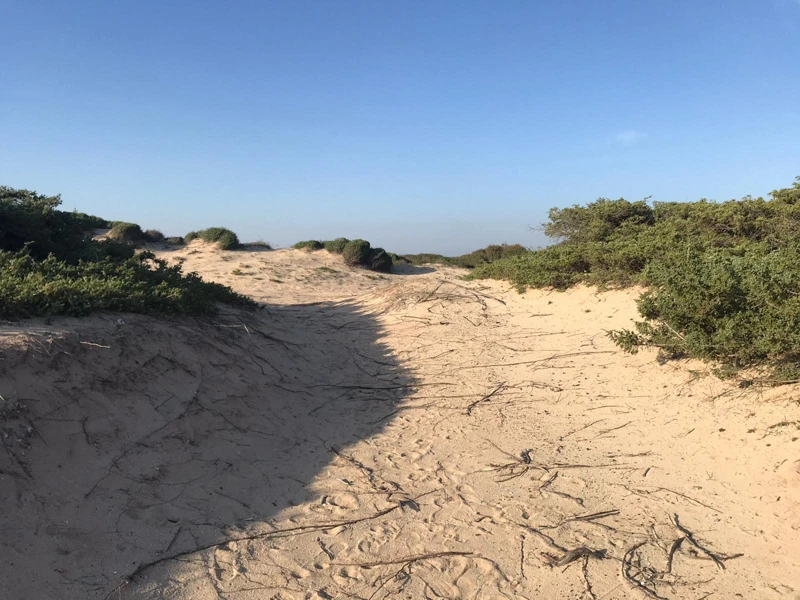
[1,242,798,599]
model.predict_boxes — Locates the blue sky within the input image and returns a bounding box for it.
[3,0,799,254]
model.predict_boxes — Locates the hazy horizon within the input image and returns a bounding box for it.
[3,1,799,255]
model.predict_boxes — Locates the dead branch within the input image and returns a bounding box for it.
[465,383,506,416]
[672,514,742,570]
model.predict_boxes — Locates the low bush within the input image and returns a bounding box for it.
[0,249,255,319]
[403,244,529,269]
[107,222,146,244]
[293,240,324,251]
[368,247,393,273]
[164,236,185,245]
[469,176,800,381]
[144,229,165,242]
[291,236,393,272]
[0,185,254,319]
[244,240,271,249]
[324,238,350,254]
[342,239,372,266]
[185,227,240,250]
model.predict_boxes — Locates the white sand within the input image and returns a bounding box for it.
[1,242,798,599]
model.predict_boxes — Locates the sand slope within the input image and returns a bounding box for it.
[1,245,798,599]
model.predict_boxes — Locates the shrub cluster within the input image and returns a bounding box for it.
[1,186,110,261]
[0,186,253,319]
[324,238,349,254]
[403,244,528,269]
[470,177,800,381]
[108,222,146,243]
[293,240,324,251]
[0,250,254,318]
[291,237,393,273]
[185,227,240,250]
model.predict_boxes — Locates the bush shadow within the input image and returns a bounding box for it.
[391,263,437,275]
[0,299,415,599]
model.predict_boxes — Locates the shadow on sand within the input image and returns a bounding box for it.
[0,298,416,599]
[390,263,437,275]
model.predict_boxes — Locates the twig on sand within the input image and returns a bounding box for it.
[622,541,668,599]
[333,550,473,568]
[543,546,607,568]
[465,382,506,416]
[666,537,684,573]
[541,509,620,530]
[540,471,585,506]
[672,514,742,570]
[485,441,543,482]
[103,489,440,600]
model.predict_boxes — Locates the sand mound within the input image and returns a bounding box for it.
[1,248,799,599]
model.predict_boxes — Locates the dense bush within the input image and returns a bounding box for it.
[470,177,800,381]
[324,238,350,254]
[342,239,372,266]
[244,240,271,249]
[290,236,393,272]
[164,236,185,245]
[368,247,393,273]
[0,186,253,319]
[185,227,240,250]
[108,222,146,243]
[293,240,324,251]
[0,250,254,318]
[403,243,529,269]
[0,186,110,261]
[144,229,165,242]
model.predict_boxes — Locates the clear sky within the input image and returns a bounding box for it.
[3,1,799,254]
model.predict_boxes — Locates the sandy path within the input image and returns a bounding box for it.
[1,247,798,599]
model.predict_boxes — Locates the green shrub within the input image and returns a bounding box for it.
[293,240,324,251]
[609,245,800,376]
[323,238,350,254]
[402,244,529,269]
[389,252,411,265]
[0,186,109,261]
[468,176,800,381]
[0,185,254,319]
[107,222,146,244]
[244,240,271,249]
[185,227,241,250]
[342,239,371,266]
[368,248,393,273]
[165,236,185,245]
[144,229,165,243]
[0,249,255,319]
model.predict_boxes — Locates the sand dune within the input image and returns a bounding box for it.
[1,245,798,599]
